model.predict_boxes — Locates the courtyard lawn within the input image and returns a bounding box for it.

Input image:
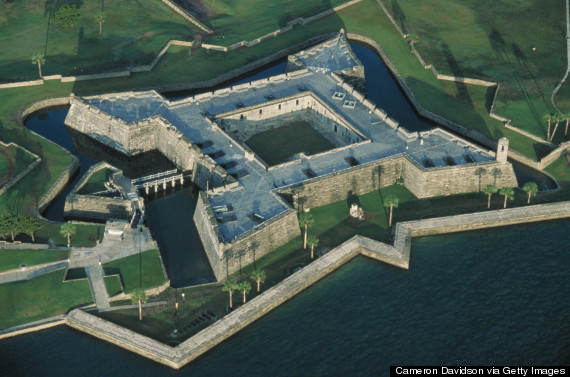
[0,249,69,273]
[102,249,167,293]
[245,121,335,165]
[77,168,114,195]
[0,0,199,81]
[0,269,93,330]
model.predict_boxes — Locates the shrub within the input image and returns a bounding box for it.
[54,4,80,28]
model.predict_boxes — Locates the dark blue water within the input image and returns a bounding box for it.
[3,219,569,375]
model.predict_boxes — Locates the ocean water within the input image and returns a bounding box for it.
[3,219,569,376]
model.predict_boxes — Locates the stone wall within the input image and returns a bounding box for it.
[278,154,403,209]
[216,91,367,147]
[402,159,518,198]
[65,100,233,190]
[221,205,300,278]
[0,142,41,196]
[193,191,225,281]
[193,191,301,281]
[64,196,131,221]
[38,157,80,214]
[160,0,213,33]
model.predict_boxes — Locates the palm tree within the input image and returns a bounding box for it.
[298,212,314,249]
[307,235,319,259]
[384,195,399,227]
[60,221,77,247]
[522,182,538,204]
[238,280,252,303]
[407,32,420,54]
[542,113,553,141]
[31,53,45,78]
[499,187,515,208]
[130,288,148,321]
[222,279,238,308]
[550,113,562,141]
[249,269,266,292]
[95,11,105,34]
[482,184,497,209]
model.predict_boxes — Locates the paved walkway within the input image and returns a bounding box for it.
[85,263,110,311]
[69,227,155,268]
[0,261,69,284]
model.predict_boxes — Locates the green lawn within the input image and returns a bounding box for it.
[0,269,93,330]
[0,0,199,81]
[0,143,38,186]
[77,167,114,195]
[34,222,104,247]
[104,275,123,297]
[102,249,167,293]
[0,249,69,273]
[200,0,349,45]
[245,121,335,165]
[382,0,566,143]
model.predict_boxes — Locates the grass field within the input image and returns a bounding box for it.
[77,167,113,195]
[0,249,69,273]
[33,222,104,247]
[199,0,348,45]
[245,121,335,165]
[382,0,567,143]
[0,269,93,330]
[102,249,167,293]
[0,0,567,268]
[0,0,199,81]
[0,143,38,186]
[104,275,123,297]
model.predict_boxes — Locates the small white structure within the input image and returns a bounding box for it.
[349,203,364,220]
[104,219,128,240]
[496,137,509,163]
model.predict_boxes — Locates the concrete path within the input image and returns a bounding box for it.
[85,263,110,311]
[69,227,155,268]
[0,261,69,284]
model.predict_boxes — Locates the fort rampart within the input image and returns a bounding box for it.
[64,98,235,191]
[63,200,570,369]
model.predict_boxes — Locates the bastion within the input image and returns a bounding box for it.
[64,32,518,282]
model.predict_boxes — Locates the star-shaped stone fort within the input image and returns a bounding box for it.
[65,33,517,281]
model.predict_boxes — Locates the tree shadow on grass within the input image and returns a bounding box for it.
[390,0,408,34]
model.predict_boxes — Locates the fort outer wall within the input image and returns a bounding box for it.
[277,153,517,210]
[64,98,235,191]
[194,191,301,281]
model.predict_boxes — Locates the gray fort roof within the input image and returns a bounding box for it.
[81,34,495,242]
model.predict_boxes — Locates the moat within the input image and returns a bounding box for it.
[14,41,567,372]
[24,42,557,286]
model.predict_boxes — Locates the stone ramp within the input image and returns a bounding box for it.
[0,261,69,284]
[85,264,110,311]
